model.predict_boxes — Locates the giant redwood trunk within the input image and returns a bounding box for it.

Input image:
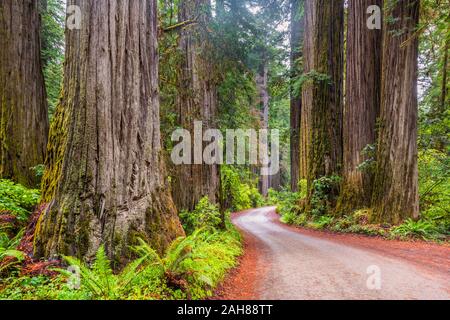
[371,0,420,224]
[171,0,220,212]
[35,0,184,263]
[302,0,344,203]
[336,0,382,215]
[0,0,49,187]
[290,0,305,191]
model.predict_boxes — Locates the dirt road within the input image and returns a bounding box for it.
[216,207,450,300]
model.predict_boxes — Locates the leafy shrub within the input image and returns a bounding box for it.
[0,226,242,300]
[418,149,450,233]
[0,180,40,221]
[267,188,301,220]
[60,246,149,300]
[221,166,261,211]
[280,211,297,225]
[391,219,443,240]
[179,197,222,235]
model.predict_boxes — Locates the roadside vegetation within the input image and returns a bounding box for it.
[270,148,449,242]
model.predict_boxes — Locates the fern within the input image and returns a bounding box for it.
[0,227,25,273]
[61,246,147,300]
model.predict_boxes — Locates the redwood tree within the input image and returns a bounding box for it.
[171,0,220,212]
[371,0,420,224]
[290,0,305,191]
[35,0,184,262]
[302,0,344,205]
[336,0,382,214]
[0,0,49,187]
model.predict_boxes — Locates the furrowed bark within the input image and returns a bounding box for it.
[35,0,184,263]
[171,0,220,212]
[371,0,420,224]
[302,0,344,207]
[336,0,382,215]
[0,0,49,188]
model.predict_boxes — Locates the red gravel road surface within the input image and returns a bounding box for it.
[215,207,450,300]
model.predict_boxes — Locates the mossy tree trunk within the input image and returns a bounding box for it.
[0,0,49,188]
[302,0,344,206]
[336,0,382,215]
[290,0,305,191]
[171,0,220,212]
[35,0,184,263]
[371,0,420,224]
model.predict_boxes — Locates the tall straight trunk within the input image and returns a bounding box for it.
[0,0,49,187]
[257,62,270,197]
[336,0,382,215]
[302,0,344,204]
[35,0,184,263]
[290,0,305,191]
[371,0,420,224]
[171,0,220,212]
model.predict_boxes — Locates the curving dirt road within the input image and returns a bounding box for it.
[216,207,450,300]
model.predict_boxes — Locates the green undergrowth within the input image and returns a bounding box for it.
[0,179,40,221]
[271,167,449,242]
[0,198,242,300]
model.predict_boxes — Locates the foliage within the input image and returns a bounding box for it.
[267,188,300,217]
[391,219,444,241]
[60,246,147,300]
[179,197,222,235]
[0,180,40,221]
[0,226,242,300]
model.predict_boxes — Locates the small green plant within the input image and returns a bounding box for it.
[0,226,25,273]
[391,219,442,240]
[179,197,222,234]
[0,180,40,221]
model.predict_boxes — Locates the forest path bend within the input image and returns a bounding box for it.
[220,207,450,300]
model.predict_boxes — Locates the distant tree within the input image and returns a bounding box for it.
[0,0,49,187]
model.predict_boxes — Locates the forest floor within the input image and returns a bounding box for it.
[214,207,450,300]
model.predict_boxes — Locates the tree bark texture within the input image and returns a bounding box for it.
[171,0,220,212]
